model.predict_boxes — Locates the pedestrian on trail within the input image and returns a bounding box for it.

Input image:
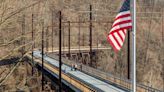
[71,63,74,71]
[64,67,66,73]
[75,64,77,71]
[80,63,82,71]
[73,64,75,71]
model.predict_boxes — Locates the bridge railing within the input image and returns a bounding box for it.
[27,54,98,92]
[47,54,162,92]
[81,64,162,92]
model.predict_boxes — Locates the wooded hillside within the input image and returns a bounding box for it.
[0,0,163,91]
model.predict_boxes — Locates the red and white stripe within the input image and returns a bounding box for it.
[107,11,132,52]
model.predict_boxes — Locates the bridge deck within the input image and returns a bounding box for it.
[33,50,127,92]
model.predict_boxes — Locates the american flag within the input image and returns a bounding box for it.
[107,0,132,52]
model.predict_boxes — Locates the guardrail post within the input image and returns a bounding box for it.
[59,11,62,92]
[46,27,49,52]
[89,4,93,67]
[127,30,131,79]
[22,14,25,57]
[41,20,44,91]
[52,11,54,52]
[68,21,71,59]
[78,16,81,54]
[32,13,34,75]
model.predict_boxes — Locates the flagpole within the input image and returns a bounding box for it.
[131,0,136,92]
